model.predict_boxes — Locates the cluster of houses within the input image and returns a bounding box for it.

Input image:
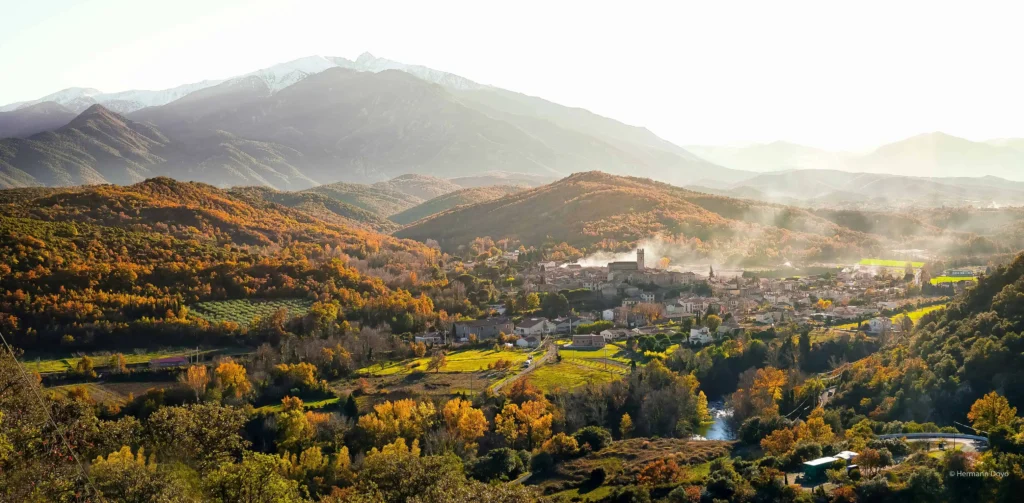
[428,251,935,352]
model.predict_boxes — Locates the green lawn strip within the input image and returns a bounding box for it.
[255,397,340,414]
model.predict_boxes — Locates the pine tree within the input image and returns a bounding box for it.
[345,394,359,418]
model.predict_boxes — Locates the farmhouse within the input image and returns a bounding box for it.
[414,332,444,344]
[689,327,713,345]
[453,317,514,340]
[516,336,541,348]
[515,317,557,337]
[571,334,606,348]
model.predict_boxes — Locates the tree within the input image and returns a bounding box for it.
[146,403,249,469]
[215,359,251,400]
[205,452,304,503]
[968,391,1017,433]
[181,365,210,402]
[441,398,487,449]
[760,427,795,456]
[494,400,553,449]
[412,341,427,357]
[636,458,685,486]
[90,446,187,503]
[794,408,835,444]
[541,433,579,459]
[344,394,359,419]
[75,355,96,379]
[705,314,722,333]
[573,426,613,452]
[427,351,448,373]
[620,413,634,439]
[857,448,888,477]
[541,293,570,318]
[525,293,541,311]
[357,399,437,447]
[109,353,128,375]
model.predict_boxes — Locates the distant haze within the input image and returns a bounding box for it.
[3,0,1023,151]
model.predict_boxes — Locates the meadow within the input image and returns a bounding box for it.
[357,347,537,376]
[858,258,925,268]
[557,343,634,364]
[21,348,238,374]
[832,304,946,330]
[528,360,626,393]
[190,298,314,326]
[929,275,976,285]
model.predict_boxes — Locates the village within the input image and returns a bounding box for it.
[429,249,966,350]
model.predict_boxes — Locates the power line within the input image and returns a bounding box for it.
[0,330,104,501]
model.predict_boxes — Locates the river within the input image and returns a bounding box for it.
[694,400,737,441]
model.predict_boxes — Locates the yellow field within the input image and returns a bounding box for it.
[528,361,625,392]
[833,304,945,330]
[358,348,535,376]
[558,343,634,364]
[930,276,976,285]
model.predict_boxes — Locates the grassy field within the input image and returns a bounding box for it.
[832,304,946,330]
[528,361,626,392]
[191,298,313,326]
[558,343,634,364]
[930,275,976,285]
[47,381,183,405]
[859,258,924,268]
[334,371,505,409]
[21,348,235,374]
[256,397,340,414]
[358,348,536,376]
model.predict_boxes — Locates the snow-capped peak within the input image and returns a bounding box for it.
[241,55,340,92]
[0,52,486,114]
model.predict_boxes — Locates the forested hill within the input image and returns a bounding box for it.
[396,171,881,263]
[830,252,1024,425]
[389,185,524,225]
[0,178,439,351]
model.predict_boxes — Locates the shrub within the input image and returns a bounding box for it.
[574,426,613,452]
[589,467,607,487]
[471,447,525,482]
[530,451,555,475]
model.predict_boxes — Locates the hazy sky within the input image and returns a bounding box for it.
[3,0,1023,150]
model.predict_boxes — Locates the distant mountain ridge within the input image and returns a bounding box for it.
[689,132,1024,182]
[4,52,1023,191]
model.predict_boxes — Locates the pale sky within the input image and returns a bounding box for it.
[2,0,1023,151]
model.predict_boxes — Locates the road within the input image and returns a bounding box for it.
[491,338,556,392]
[876,432,988,452]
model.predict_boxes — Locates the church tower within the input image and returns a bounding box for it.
[637,249,645,270]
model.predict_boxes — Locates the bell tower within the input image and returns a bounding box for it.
[637,248,645,270]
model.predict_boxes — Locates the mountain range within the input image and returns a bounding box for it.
[688,132,1024,182]
[2,52,1023,196]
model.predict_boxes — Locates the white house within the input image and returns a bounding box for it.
[640,292,656,303]
[599,328,631,340]
[514,317,557,337]
[867,317,892,334]
[516,336,541,348]
[602,309,616,321]
[689,327,713,345]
